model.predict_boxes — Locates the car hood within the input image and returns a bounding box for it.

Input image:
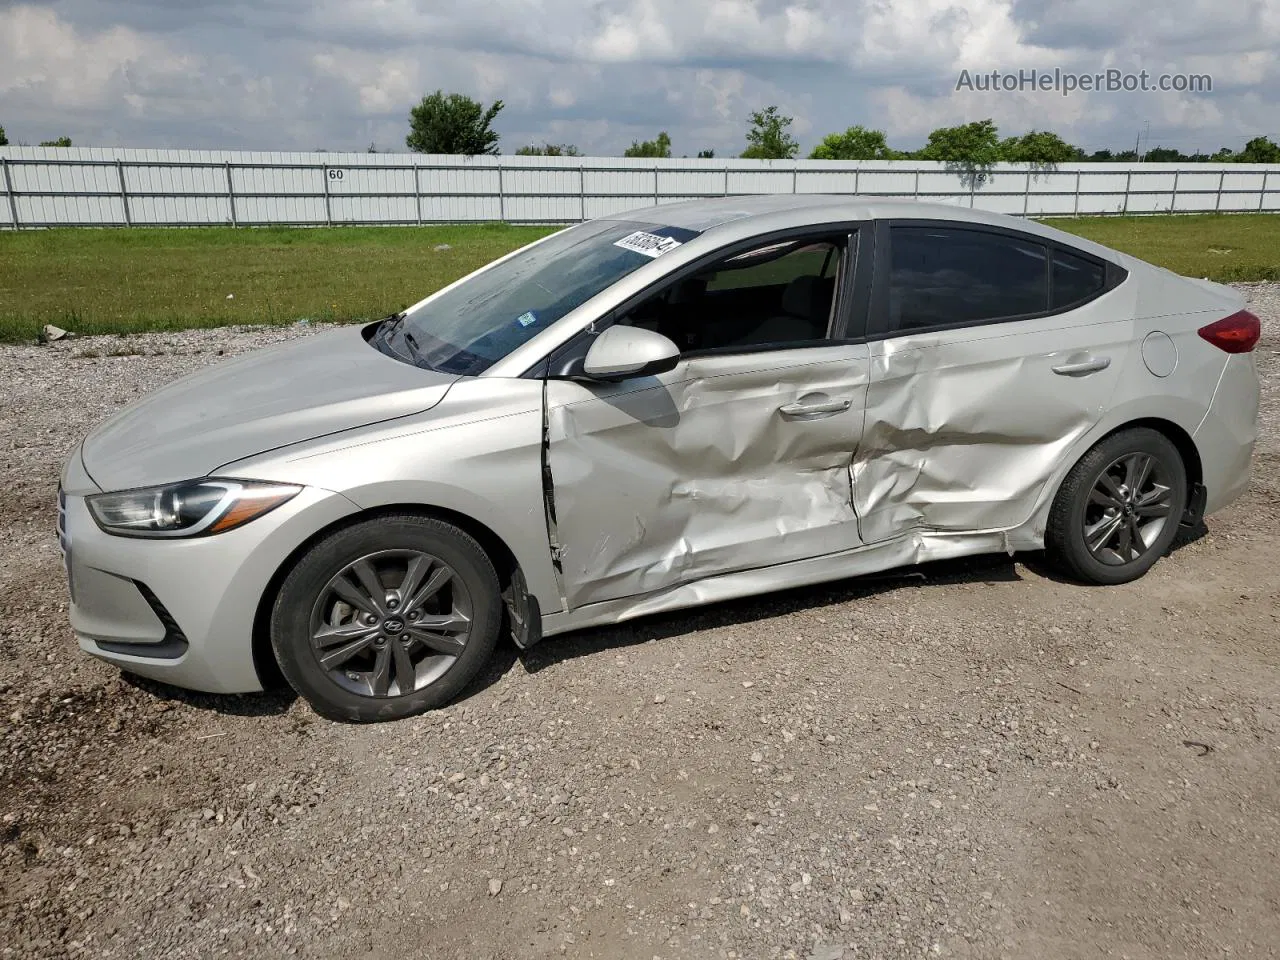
[81,325,458,491]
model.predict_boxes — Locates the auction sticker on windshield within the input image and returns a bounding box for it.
[613,231,683,258]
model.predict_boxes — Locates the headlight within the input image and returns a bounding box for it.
[87,479,301,538]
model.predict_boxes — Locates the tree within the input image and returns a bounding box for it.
[39,136,72,147]
[406,91,503,155]
[810,125,896,160]
[0,125,7,147]
[1142,146,1186,163]
[917,119,1002,166]
[998,130,1078,165]
[741,106,798,159]
[515,143,581,156]
[1236,136,1280,163]
[623,132,672,158]
[697,149,715,159]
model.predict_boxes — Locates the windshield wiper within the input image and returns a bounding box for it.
[401,330,428,366]
[377,312,406,341]
[375,313,438,371]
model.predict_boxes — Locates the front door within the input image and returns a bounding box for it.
[545,230,871,610]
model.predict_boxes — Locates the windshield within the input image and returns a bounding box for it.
[384,219,699,375]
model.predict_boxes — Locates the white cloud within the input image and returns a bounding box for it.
[1,0,1277,156]
[0,4,191,111]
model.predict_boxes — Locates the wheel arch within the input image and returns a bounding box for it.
[250,503,524,689]
[1110,416,1203,491]
[1021,410,1207,550]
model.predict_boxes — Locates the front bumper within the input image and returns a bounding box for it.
[59,462,359,694]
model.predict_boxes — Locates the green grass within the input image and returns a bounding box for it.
[1,214,1278,342]
[1042,214,1280,282]
[0,224,554,342]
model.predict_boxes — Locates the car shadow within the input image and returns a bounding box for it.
[1018,520,1209,585]
[457,551,1027,704]
[122,673,298,716]
[128,534,1208,719]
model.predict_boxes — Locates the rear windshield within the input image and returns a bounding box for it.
[383,220,698,375]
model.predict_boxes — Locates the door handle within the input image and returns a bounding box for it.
[1052,356,1111,376]
[778,397,853,418]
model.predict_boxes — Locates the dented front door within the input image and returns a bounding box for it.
[546,345,871,610]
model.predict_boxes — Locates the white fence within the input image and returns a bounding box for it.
[1,146,1278,228]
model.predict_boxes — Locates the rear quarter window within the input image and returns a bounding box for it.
[1051,249,1107,309]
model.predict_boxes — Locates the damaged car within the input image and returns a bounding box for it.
[59,196,1261,721]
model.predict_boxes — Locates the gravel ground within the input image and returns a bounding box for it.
[2,291,1279,960]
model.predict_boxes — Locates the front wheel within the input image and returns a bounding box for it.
[1045,427,1187,585]
[270,514,502,722]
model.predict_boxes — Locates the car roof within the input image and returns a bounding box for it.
[603,195,1137,267]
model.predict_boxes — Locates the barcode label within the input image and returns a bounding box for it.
[613,231,683,258]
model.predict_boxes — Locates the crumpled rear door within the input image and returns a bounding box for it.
[853,303,1131,542]
[546,344,871,610]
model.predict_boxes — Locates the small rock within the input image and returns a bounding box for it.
[225,293,235,300]
[653,694,666,704]
[40,324,71,343]
[488,878,503,897]
[433,243,452,251]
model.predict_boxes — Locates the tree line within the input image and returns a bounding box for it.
[0,126,73,147]
[7,94,1277,165]
[405,91,1280,164]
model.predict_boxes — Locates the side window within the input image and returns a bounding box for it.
[889,226,1048,332]
[1051,248,1106,309]
[621,234,848,353]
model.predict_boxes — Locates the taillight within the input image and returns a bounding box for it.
[1198,310,1261,354]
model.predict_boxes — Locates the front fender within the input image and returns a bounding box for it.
[216,379,563,614]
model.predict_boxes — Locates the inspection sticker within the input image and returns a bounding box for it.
[613,230,683,258]
[515,310,538,327]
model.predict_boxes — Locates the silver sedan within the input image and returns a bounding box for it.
[59,196,1261,721]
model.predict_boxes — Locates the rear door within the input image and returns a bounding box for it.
[545,227,873,610]
[853,221,1135,543]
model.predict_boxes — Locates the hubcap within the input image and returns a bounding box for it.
[1083,452,1174,566]
[308,550,473,698]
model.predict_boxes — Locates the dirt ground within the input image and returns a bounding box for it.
[1,290,1278,960]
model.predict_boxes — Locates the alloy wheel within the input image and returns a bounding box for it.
[308,549,473,698]
[1082,452,1175,566]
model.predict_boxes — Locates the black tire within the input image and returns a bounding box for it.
[270,514,502,722]
[1045,427,1187,585]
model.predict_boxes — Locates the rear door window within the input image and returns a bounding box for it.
[888,226,1048,332]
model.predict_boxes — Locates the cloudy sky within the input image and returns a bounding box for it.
[1,0,1277,157]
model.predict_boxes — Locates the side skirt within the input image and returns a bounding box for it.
[540,527,1033,638]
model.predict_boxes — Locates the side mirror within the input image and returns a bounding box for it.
[581,325,681,381]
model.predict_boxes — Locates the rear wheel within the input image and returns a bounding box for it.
[270,514,501,722]
[1045,428,1187,585]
